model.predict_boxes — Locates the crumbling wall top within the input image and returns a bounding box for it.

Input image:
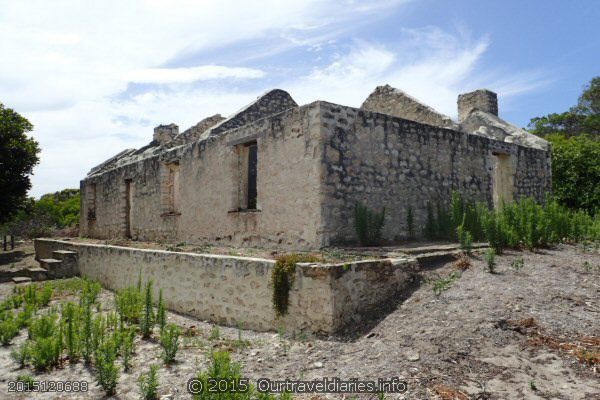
[361,84,458,130]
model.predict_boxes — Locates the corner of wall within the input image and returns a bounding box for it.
[312,101,330,248]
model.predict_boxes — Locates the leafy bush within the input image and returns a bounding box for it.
[193,351,290,399]
[484,248,496,273]
[139,364,160,400]
[120,326,136,372]
[354,203,385,246]
[0,313,19,345]
[156,289,166,331]
[94,336,120,396]
[39,284,53,307]
[62,302,79,362]
[80,279,101,307]
[140,280,154,339]
[2,189,80,238]
[10,342,30,367]
[27,312,62,370]
[160,323,180,364]
[272,254,320,317]
[115,286,143,324]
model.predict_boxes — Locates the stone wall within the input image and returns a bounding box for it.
[34,239,417,334]
[80,102,325,249]
[318,101,552,245]
[361,85,458,130]
[80,89,551,250]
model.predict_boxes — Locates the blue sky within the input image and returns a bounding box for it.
[1,0,598,197]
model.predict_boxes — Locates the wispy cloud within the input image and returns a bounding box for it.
[0,1,550,197]
[125,66,265,84]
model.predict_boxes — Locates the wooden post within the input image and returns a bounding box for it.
[2,236,6,251]
[10,235,15,250]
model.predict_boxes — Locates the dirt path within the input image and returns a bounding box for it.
[0,244,598,399]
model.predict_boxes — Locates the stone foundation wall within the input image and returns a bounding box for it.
[35,239,417,334]
[318,101,552,245]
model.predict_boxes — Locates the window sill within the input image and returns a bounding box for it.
[228,208,261,214]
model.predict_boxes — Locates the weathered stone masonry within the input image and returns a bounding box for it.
[80,86,551,249]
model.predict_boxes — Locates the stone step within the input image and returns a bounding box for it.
[12,276,32,284]
[39,258,62,269]
[52,250,78,260]
[27,267,49,281]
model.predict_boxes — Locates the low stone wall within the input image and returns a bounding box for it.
[34,239,417,334]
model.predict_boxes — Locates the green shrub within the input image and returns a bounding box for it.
[272,254,320,317]
[156,289,166,331]
[140,281,154,339]
[28,317,63,371]
[431,272,459,296]
[16,304,35,329]
[484,248,496,273]
[0,313,19,345]
[16,374,35,391]
[545,133,599,213]
[120,326,136,372]
[209,326,220,341]
[139,364,160,400]
[160,324,180,364]
[94,336,120,396]
[80,279,101,306]
[39,284,53,307]
[10,342,30,367]
[28,312,58,340]
[115,286,143,323]
[62,302,79,362]
[24,284,37,307]
[81,301,93,363]
[354,203,386,246]
[424,201,436,240]
[456,216,472,253]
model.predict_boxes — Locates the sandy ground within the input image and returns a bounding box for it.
[0,243,598,399]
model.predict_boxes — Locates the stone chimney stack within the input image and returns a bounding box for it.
[457,89,498,123]
[153,123,179,145]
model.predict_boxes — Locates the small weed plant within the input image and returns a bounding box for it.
[354,203,386,246]
[160,323,180,364]
[139,364,160,400]
[485,248,496,273]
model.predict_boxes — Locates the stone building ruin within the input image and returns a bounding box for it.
[80,85,551,249]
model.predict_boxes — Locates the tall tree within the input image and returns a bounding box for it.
[0,103,40,224]
[528,77,600,137]
[527,77,600,212]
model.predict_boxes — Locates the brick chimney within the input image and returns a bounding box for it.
[153,123,179,145]
[457,89,498,123]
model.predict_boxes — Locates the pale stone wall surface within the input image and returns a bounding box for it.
[80,86,551,250]
[81,101,324,249]
[361,85,458,130]
[34,239,417,334]
[318,101,552,245]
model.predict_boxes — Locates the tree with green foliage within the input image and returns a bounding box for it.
[0,103,40,225]
[4,189,80,238]
[528,77,600,213]
[528,77,600,138]
[546,133,599,213]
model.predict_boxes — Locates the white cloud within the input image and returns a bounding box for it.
[0,1,549,198]
[125,66,265,84]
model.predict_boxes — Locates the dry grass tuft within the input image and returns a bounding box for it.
[504,318,599,367]
[453,254,471,271]
[433,384,469,400]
